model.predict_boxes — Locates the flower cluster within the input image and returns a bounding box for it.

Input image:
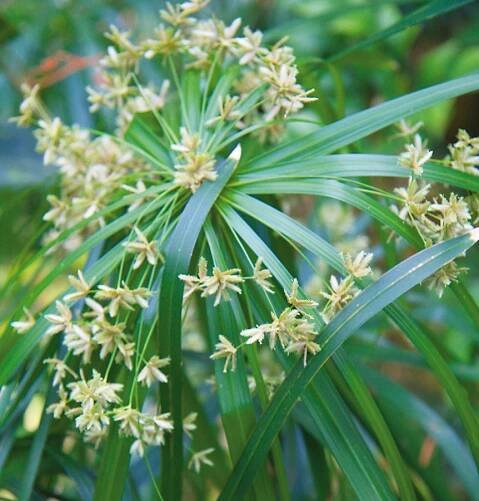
[15,104,151,252]
[209,252,374,371]
[171,127,217,191]
[399,134,433,176]
[179,256,273,306]
[22,268,177,456]
[209,274,320,370]
[318,251,372,323]
[85,0,316,188]
[394,180,472,296]
[392,125,478,296]
[13,0,316,260]
[446,129,479,176]
[9,0,317,466]
[114,405,173,457]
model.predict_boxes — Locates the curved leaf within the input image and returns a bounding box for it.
[328,0,474,63]
[156,150,239,500]
[245,72,479,170]
[234,154,479,194]
[218,224,478,498]
[223,193,479,470]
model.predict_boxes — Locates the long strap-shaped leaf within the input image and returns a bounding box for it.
[245,72,479,170]
[157,148,240,500]
[226,219,398,499]
[234,154,479,194]
[361,367,479,497]
[225,193,479,468]
[235,180,424,247]
[218,215,478,498]
[328,0,474,63]
[203,225,279,499]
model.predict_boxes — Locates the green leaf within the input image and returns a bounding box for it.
[224,193,479,470]
[19,380,56,500]
[205,228,274,499]
[231,180,424,247]
[362,367,479,497]
[328,0,474,63]
[182,70,202,131]
[47,449,94,499]
[204,67,239,123]
[218,223,478,498]
[124,113,173,169]
[332,350,416,500]
[221,209,397,500]
[157,151,239,500]
[246,72,479,170]
[182,373,231,489]
[234,154,479,194]
[93,400,132,501]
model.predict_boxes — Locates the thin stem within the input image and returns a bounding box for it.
[131,73,178,146]
[199,49,223,139]
[168,56,191,133]
[144,454,164,500]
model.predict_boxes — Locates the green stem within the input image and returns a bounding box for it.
[450,282,479,335]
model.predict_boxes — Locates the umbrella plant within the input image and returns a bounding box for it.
[2,0,479,499]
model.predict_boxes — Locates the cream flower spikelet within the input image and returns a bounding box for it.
[11,307,35,334]
[210,335,237,373]
[137,356,170,387]
[123,227,160,269]
[399,134,433,176]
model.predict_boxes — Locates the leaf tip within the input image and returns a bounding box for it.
[470,227,479,243]
[229,144,242,165]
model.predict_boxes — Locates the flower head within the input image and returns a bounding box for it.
[320,275,358,323]
[286,278,318,310]
[64,270,91,302]
[210,335,237,373]
[45,301,73,336]
[399,134,433,176]
[252,257,274,293]
[188,448,214,474]
[240,325,269,345]
[342,251,373,278]
[137,356,170,387]
[183,412,197,438]
[123,227,160,269]
[201,266,244,306]
[11,307,35,334]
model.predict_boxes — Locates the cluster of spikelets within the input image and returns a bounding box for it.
[11,0,316,252]
[393,122,479,296]
[183,252,373,372]
[9,0,318,467]
[9,0,479,469]
[20,264,176,456]
[12,259,212,467]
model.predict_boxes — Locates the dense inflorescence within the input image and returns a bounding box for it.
[9,0,319,463]
[9,0,479,470]
[393,123,478,296]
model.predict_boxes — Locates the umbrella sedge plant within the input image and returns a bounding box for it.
[1,1,479,499]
